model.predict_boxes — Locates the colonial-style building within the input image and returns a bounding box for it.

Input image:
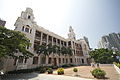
[2,8,90,72]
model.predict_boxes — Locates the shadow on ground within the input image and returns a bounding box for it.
[0,72,39,80]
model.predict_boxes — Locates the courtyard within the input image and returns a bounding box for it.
[1,65,120,80]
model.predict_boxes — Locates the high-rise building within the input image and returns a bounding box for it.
[2,8,90,72]
[0,19,6,27]
[98,33,120,52]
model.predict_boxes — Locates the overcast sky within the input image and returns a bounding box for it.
[0,0,120,48]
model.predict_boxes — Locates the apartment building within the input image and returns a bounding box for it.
[98,33,120,52]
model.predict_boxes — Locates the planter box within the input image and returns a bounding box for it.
[113,64,120,74]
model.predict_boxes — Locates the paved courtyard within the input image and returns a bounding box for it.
[53,65,120,80]
[1,65,120,80]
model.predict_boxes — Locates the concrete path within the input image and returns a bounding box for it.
[29,74,93,80]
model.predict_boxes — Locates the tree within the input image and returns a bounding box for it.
[66,47,73,56]
[47,43,53,56]
[0,26,33,59]
[36,44,48,56]
[90,48,118,64]
[61,46,67,56]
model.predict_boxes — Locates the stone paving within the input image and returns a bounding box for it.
[53,66,120,80]
[1,65,120,80]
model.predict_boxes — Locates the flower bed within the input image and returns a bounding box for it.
[57,68,64,75]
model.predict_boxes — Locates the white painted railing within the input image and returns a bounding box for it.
[113,64,120,74]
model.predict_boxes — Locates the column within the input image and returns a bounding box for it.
[40,32,43,45]
[47,35,49,45]
[52,37,53,45]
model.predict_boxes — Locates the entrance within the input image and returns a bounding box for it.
[54,58,57,66]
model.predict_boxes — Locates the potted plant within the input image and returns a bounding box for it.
[91,68,106,79]
[73,68,78,76]
[47,68,53,74]
[57,68,64,75]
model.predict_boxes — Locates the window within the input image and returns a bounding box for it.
[24,58,27,63]
[48,58,52,64]
[81,59,84,63]
[25,27,29,33]
[22,26,24,31]
[70,58,72,63]
[63,58,64,63]
[75,58,76,62]
[66,59,68,63]
[33,57,38,64]
[28,15,31,19]
[59,58,61,63]
[18,56,24,63]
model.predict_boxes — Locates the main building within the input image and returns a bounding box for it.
[3,8,90,72]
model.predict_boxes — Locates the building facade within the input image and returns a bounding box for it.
[2,8,90,72]
[98,33,120,52]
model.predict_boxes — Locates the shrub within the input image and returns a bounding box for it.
[47,68,53,74]
[69,64,75,67]
[73,68,78,72]
[57,68,64,75]
[34,66,47,73]
[91,68,106,79]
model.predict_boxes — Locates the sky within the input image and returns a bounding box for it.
[0,0,120,48]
